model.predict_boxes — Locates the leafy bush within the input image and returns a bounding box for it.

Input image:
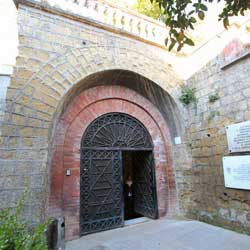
[133,0,164,20]
[179,85,197,106]
[0,191,51,250]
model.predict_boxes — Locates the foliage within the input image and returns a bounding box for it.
[179,85,197,106]
[0,191,51,250]
[208,93,220,103]
[132,0,164,20]
[150,0,250,51]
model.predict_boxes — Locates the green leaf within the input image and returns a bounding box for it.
[198,11,205,20]
[168,39,176,51]
[185,38,195,46]
[0,190,50,250]
[240,9,245,16]
[200,4,208,11]
[178,31,185,41]
[165,37,169,46]
[190,16,197,23]
[177,43,184,52]
[223,17,229,29]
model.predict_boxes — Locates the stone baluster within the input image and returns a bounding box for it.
[102,6,108,24]
[122,15,131,32]
[121,16,126,30]
[39,0,168,47]
[94,2,105,23]
[139,21,147,39]
[68,0,79,14]
[151,26,156,42]
[74,0,87,17]
[86,0,97,18]
[83,0,89,7]
[130,17,141,36]
[111,11,116,26]
[153,26,161,43]
[64,0,78,15]
[113,10,123,29]
[145,24,149,39]
[146,24,154,41]
[129,18,134,33]
[106,8,114,26]
[137,21,142,36]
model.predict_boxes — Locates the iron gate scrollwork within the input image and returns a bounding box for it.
[80,150,123,235]
[82,113,152,149]
[80,112,157,235]
[133,151,158,219]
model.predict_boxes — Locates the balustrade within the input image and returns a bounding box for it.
[35,0,168,46]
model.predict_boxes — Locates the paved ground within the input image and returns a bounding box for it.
[66,218,250,250]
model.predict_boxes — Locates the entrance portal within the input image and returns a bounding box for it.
[80,113,158,236]
[123,151,158,221]
[123,151,142,221]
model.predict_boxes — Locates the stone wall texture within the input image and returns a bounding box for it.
[5,0,250,240]
[0,2,193,236]
[186,45,250,234]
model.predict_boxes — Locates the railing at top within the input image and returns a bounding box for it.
[29,0,168,46]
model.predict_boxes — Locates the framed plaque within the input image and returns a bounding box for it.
[223,156,250,190]
[226,121,250,153]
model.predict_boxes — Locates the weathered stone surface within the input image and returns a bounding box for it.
[4,0,250,240]
[0,2,186,231]
[185,48,250,233]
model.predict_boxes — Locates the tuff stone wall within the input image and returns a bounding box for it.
[0,2,192,230]
[5,0,250,239]
[185,44,250,234]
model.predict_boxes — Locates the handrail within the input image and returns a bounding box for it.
[15,0,168,46]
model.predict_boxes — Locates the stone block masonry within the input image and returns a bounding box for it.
[4,0,250,239]
[0,0,192,236]
[185,42,250,234]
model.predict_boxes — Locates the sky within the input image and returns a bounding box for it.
[0,0,18,69]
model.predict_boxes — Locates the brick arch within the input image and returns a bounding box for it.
[8,45,181,128]
[3,43,185,233]
[48,86,177,240]
[18,45,178,97]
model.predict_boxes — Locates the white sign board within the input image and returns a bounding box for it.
[226,121,250,152]
[223,156,250,190]
[174,136,182,145]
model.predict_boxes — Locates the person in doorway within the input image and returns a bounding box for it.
[124,175,134,219]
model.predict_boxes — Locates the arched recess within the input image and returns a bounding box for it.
[48,85,177,240]
[56,69,184,141]
[80,112,158,235]
[4,44,188,238]
[7,45,184,142]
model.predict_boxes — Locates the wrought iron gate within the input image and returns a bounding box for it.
[80,150,123,235]
[133,151,158,219]
[80,113,158,235]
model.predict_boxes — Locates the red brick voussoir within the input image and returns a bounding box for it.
[48,85,176,240]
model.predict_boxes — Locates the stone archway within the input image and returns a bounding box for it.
[80,112,158,235]
[48,85,176,240]
[3,42,188,239]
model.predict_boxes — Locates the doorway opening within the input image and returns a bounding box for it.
[80,113,158,236]
[122,151,143,220]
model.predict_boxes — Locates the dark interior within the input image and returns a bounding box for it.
[122,151,143,220]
